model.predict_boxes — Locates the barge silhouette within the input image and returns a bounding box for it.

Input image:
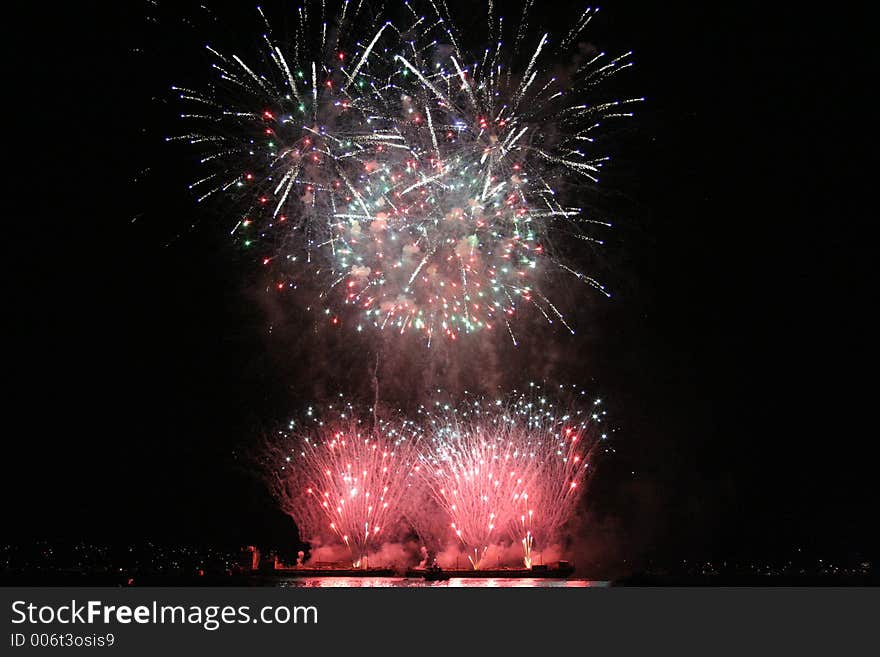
[262,551,575,578]
[407,561,575,579]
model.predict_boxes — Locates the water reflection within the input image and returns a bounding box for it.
[277,577,606,588]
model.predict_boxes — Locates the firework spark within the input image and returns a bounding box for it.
[170,0,640,343]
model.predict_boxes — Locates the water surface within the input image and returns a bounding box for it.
[274,577,608,587]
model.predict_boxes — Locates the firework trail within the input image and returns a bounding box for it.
[266,401,424,566]
[416,384,608,568]
[170,0,640,343]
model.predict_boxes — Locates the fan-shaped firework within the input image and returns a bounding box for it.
[265,401,424,566]
[170,0,640,343]
[416,384,609,568]
[263,386,613,568]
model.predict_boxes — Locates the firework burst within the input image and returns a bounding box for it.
[170,0,640,343]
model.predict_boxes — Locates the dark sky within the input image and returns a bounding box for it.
[2,1,873,567]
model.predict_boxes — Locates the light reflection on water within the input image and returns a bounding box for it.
[276,577,607,588]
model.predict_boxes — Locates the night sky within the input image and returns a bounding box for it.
[3,1,873,570]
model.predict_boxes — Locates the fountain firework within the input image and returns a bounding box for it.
[262,385,612,569]
[265,401,424,566]
[416,384,608,568]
